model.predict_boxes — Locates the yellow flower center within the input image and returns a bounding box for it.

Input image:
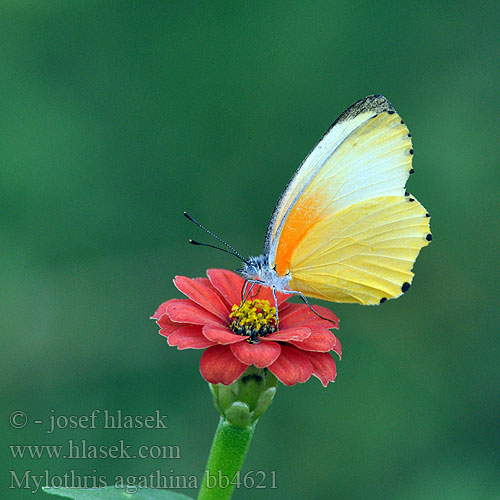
[230,299,277,343]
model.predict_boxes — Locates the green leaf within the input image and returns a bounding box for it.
[43,487,194,500]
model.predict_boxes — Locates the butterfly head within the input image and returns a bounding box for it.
[239,254,266,280]
[240,254,291,292]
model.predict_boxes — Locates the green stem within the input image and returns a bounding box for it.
[197,417,256,500]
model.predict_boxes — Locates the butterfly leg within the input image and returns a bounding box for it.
[272,286,280,333]
[241,280,249,302]
[279,289,337,325]
[240,280,257,304]
[239,279,265,309]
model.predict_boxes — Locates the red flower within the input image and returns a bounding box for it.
[152,269,341,386]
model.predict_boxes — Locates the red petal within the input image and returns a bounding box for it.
[332,335,342,358]
[159,325,182,338]
[166,299,225,326]
[207,268,244,307]
[289,326,337,352]
[268,345,313,386]
[279,303,339,329]
[194,277,211,286]
[230,341,281,368]
[262,326,311,342]
[151,300,171,319]
[159,327,177,338]
[157,314,182,336]
[167,325,215,349]
[200,345,247,385]
[305,351,337,386]
[174,275,229,321]
[203,325,247,345]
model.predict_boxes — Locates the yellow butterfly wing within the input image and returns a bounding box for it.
[287,196,431,304]
[266,95,396,249]
[265,95,431,304]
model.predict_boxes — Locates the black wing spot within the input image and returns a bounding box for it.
[380,297,387,304]
[405,190,409,196]
[425,213,430,217]
[409,197,415,202]
[408,133,412,137]
[400,119,404,124]
[409,148,414,155]
[409,168,415,174]
[388,110,395,115]
[401,282,411,293]
[426,233,433,241]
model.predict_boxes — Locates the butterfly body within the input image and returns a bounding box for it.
[240,95,431,306]
[240,254,291,291]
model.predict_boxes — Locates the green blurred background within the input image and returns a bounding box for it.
[2,1,499,499]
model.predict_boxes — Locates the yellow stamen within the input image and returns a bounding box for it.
[230,299,277,342]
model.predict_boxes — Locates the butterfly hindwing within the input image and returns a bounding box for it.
[287,196,431,304]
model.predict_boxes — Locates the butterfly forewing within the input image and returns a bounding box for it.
[264,95,397,260]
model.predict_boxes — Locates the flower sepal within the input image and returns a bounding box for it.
[209,366,278,428]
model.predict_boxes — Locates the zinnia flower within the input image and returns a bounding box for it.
[152,269,341,386]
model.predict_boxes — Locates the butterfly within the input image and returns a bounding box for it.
[187,95,431,323]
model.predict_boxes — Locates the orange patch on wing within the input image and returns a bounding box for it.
[274,191,327,275]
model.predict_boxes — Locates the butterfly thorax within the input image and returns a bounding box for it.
[240,254,292,292]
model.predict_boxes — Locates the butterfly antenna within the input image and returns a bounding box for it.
[188,239,246,261]
[184,212,249,264]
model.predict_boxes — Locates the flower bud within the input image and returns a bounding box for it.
[209,366,278,428]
